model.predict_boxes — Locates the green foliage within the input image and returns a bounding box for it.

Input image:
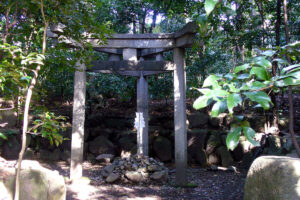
[193,43,300,150]
[28,108,67,147]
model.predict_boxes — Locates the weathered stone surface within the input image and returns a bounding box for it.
[147,164,160,172]
[125,171,144,182]
[103,155,169,184]
[244,156,300,200]
[40,149,61,161]
[88,136,115,155]
[2,136,21,160]
[188,113,209,128]
[208,153,219,165]
[0,109,17,128]
[101,164,115,177]
[150,170,168,182]
[209,113,227,127]
[1,160,66,200]
[206,132,222,155]
[216,146,233,167]
[96,154,115,163]
[153,136,172,162]
[187,129,208,165]
[267,135,282,154]
[60,150,71,163]
[106,173,119,183]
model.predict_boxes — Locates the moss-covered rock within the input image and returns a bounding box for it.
[244,156,300,200]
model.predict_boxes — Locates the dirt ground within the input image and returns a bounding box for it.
[44,161,247,200]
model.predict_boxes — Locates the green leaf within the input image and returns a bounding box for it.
[226,127,242,150]
[212,89,229,98]
[211,100,227,117]
[250,67,269,80]
[193,95,213,110]
[254,57,272,68]
[203,75,221,88]
[227,94,242,113]
[244,91,272,110]
[204,0,219,16]
[0,132,8,140]
[234,64,250,73]
[243,127,260,146]
[237,74,250,80]
[282,64,300,74]
[262,50,276,57]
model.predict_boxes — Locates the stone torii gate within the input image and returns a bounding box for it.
[49,22,197,186]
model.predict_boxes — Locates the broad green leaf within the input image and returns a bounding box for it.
[211,100,227,117]
[282,64,300,74]
[273,58,289,65]
[212,89,229,98]
[240,120,250,127]
[237,74,250,80]
[204,0,219,16]
[234,64,250,73]
[262,50,276,57]
[226,127,242,150]
[203,75,220,88]
[244,91,272,110]
[243,127,260,146]
[255,58,272,68]
[250,67,269,80]
[196,88,212,95]
[227,94,242,113]
[193,95,212,110]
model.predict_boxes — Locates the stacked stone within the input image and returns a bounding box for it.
[100,154,168,183]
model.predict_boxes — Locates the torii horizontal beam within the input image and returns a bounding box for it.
[88,60,174,73]
[48,22,197,49]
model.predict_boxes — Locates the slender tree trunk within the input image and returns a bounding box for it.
[149,10,158,33]
[255,0,265,46]
[283,0,300,158]
[14,1,48,199]
[275,0,282,47]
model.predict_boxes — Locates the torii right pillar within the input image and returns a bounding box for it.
[173,47,187,186]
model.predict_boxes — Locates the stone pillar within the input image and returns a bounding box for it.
[70,60,86,181]
[173,47,187,186]
[136,74,149,156]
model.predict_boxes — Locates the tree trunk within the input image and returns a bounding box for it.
[283,0,300,158]
[14,1,48,199]
[149,10,158,33]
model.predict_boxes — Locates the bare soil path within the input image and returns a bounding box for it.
[45,161,246,200]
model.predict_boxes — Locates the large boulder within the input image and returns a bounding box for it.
[216,146,233,167]
[88,136,115,155]
[2,136,21,160]
[0,160,66,200]
[244,156,300,200]
[187,129,208,165]
[153,136,172,162]
[188,112,209,128]
[0,108,17,128]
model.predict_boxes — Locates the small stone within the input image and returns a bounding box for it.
[125,171,144,182]
[210,165,218,171]
[106,173,119,183]
[150,170,168,182]
[228,166,237,172]
[147,164,160,172]
[101,164,115,177]
[96,154,115,163]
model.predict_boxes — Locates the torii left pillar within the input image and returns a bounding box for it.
[70,60,86,181]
